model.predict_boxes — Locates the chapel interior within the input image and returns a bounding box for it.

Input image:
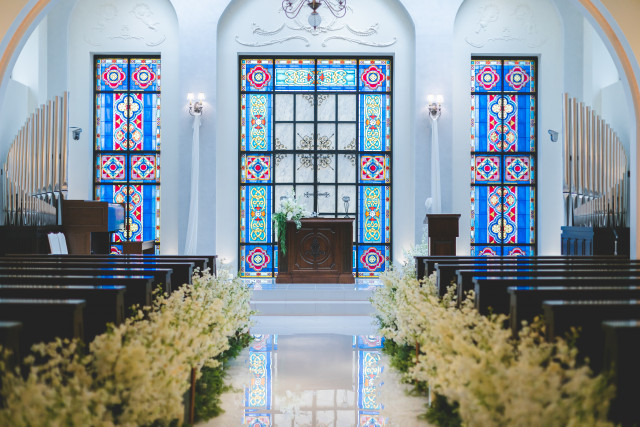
[2,0,640,425]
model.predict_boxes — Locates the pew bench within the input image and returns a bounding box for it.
[455,263,640,300]
[0,299,86,356]
[543,300,640,373]
[0,274,153,309]
[508,285,640,334]
[2,258,192,291]
[602,320,640,426]
[473,276,640,315]
[0,285,126,342]
[0,321,22,370]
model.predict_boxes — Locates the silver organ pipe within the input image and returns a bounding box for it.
[1,92,69,226]
[564,94,629,228]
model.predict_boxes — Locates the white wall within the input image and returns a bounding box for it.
[215,0,416,269]
[67,0,180,253]
[453,0,564,255]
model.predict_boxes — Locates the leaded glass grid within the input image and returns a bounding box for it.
[470,57,537,256]
[94,56,161,254]
[239,57,392,277]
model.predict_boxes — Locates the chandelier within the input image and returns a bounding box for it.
[282,0,347,29]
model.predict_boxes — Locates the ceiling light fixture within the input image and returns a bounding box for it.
[282,0,347,30]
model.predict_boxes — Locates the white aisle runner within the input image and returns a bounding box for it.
[197,297,430,426]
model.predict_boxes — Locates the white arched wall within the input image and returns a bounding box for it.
[452,0,564,255]
[216,0,416,269]
[67,0,180,253]
[2,0,640,258]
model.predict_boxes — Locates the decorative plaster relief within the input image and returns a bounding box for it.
[465,2,545,48]
[235,5,396,48]
[84,2,166,47]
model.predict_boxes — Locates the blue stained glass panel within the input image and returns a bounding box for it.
[242,94,273,152]
[359,154,390,183]
[359,59,391,92]
[504,246,535,256]
[471,245,502,256]
[242,185,272,244]
[96,58,128,91]
[359,94,390,151]
[274,59,316,91]
[96,154,126,183]
[506,95,536,152]
[241,245,274,278]
[504,59,535,93]
[357,245,389,277]
[133,93,161,151]
[242,59,274,92]
[242,154,272,183]
[505,155,534,183]
[358,186,389,244]
[317,59,357,91]
[130,58,160,91]
[472,155,501,184]
[471,185,494,244]
[471,59,502,92]
[95,94,121,151]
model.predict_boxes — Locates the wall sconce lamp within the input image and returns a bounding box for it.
[427,94,443,120]
[187,92,205,116]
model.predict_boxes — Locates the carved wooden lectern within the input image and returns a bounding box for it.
[426,214,461,256]
[277,218,355,284]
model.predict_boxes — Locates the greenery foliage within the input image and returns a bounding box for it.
[371,267,616,426]
[0,268,253,426]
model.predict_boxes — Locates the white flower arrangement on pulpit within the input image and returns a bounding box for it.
[273,191,311,255]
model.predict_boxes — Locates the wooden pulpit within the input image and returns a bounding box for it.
[277,218,354,284]
[426,214,461,256]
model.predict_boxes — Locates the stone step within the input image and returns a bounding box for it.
[251,300,375,316]
[251,288,374,302]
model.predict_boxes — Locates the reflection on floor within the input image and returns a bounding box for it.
[197,283,428,426]
[202,331,429,427]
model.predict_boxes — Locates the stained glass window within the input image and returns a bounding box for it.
[94,56,161,254]
[240,57,392,278]
[471,58,536,256]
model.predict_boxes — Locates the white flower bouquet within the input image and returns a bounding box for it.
[273,191,311,255]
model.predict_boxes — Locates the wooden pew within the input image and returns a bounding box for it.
[0,299,86,356]
[0,285,126,342]
[0,264,172,294]
[456,266,640,303]
[416,255,628,280]
[0,274,153,309]
[508,285,640,334]
[455,263,640,299]
[543,300,640,373]
[435,259,640,296]
[1,258,191,291]
[0,321,22,370]
[473,276,640,315]
[602,320,640,426]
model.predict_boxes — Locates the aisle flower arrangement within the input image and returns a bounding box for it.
[273,191,311,255]
[0,268,253,426]
[371,267,615,426]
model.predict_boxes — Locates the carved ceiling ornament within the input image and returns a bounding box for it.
[465,2,546,48]
[235,2,396,48]
[83,1,167,47]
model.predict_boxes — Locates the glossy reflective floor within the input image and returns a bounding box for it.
[198,316,429,426]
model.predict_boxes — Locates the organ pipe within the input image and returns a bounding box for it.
[2,92,68,226]
[564,93,629,228]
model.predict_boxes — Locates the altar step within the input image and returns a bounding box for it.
[250,284,376,316]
